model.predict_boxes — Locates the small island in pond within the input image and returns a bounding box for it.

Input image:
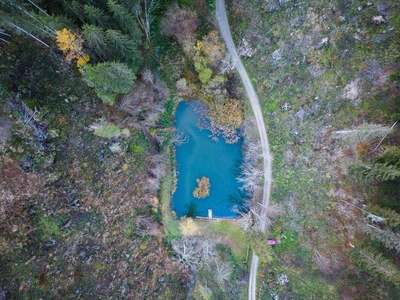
[193,176,211,198]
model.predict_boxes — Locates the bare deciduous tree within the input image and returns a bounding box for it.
[142,68,156,87]
[172,237,201,268]
[134,0,157,43]
[160,4,199,44]
[219,53,237,74]
[214,258,233,283]
[314,250,332,274]
[237,162,263,194]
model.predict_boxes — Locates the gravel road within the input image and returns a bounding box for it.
[216,1,273,299]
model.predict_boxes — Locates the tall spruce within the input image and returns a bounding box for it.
[84,5,110,28]
[82,24,109,59]
[350,247,400,285]
[362,223,400,253]
[105,29,141,70]
[82,62,135,104]
[107,0,142,41]
[348,162,400,182]
[366,204,400,228]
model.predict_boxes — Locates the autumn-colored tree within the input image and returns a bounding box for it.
[200,30,226,69]
[208,98,244,128]
[56,28,90,70]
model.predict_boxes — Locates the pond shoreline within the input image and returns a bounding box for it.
[171,101,245,218]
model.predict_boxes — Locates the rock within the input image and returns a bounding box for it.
[0,117,12,142]
[314,37,329,50]
[271,49,282,65]
[295,108,306,120]
[20,156,34,171]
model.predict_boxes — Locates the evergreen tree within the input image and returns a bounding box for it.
[367,204,400,228]
[82,24,109,58]
[350,247,400,285]
[84,5,110,28]
[348,162,400,182]
[107,0,142,41]
[245,231,273,263]
[71,0,85,22]
[82,62,135,104]
[106,29,141,70]
[362,223,400,253]
[376,147,400,168]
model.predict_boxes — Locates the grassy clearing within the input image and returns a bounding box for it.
[199,219,249,261]
[159,145,182,240]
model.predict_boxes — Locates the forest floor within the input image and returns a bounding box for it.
[225,0,400,299]
[0,37,189,299]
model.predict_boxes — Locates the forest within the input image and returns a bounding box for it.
[0,0,399,299]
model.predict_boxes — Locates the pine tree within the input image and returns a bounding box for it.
[376,147,400,168]
[83,5,110,28]
[348,162,400,182]
[362,223,400,253]
[367,204,400,228]
[350,247,400,285]
[82,62,135,104]
[107,0,142,41]
[82,24,109,58]
[105,29,141,70]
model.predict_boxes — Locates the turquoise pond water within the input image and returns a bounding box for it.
[172,101,245,218]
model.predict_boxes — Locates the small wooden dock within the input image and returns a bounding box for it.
[195,209,238,221]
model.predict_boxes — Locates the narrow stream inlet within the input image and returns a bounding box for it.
[172,101,245,218]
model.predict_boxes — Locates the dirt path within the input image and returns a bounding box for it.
[216,0,273,299]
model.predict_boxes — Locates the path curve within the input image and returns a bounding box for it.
[216,1,273,299]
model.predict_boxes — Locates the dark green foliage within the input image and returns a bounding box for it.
[82,24,109,58]
[106,29,141,70]
[389,70,400,84]
[83,4,110,27]
[185,201,197,218]
[367,204,400,228]
[362,224,400,253]
[160,97,175,128]
[82,62,135,104]
[71,0,85,22]
[350,247,400,286]
[107,0,142,40]
[376,147,400,168]
[373,181,400,212]
[348,162,400,182]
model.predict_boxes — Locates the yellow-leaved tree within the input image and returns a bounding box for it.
[56,28,90,70]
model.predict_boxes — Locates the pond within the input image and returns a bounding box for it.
[172,101,245,218]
